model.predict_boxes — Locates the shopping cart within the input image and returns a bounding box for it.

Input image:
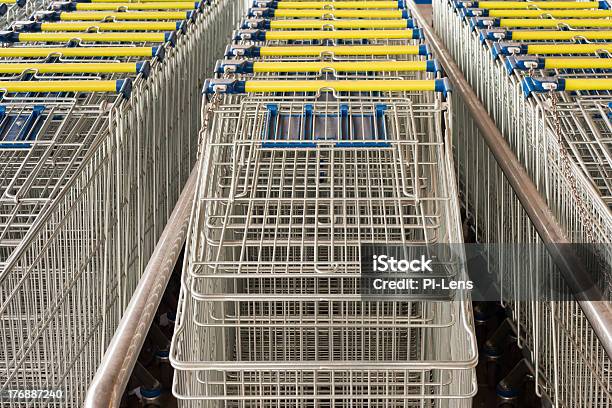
[433,0,612,405]
[0,0,245,406]
[170,0,478,406]
[171,89,478,407]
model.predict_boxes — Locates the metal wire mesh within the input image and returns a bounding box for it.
[450,88,612,408]
[170,0,477,407]
[0,0,246,406]
[172,138,477,405]
[433,0,612,405]
[171,2,479,399]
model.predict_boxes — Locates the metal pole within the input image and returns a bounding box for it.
[84,166,198,408]
[406,0,612,359]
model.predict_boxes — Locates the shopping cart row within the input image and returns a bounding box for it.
[441,0,612,290]
[0,0,244,406]
[0,0,210,261]
[433,0,612,406]
[170,0,477,407]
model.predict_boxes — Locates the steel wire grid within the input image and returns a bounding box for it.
[171,283,477,407]
[433,0,612,284]
[1,0,48,29]
[0,95,119,265]
[433,1,612,405]
[0,61,153,267]
[190,101,462,315]
[0,0,246,405]
[170,92,478,405]
[169,2,478,404]
[188,99,458,289]
[450,89,612,408]
[0,6,195,264]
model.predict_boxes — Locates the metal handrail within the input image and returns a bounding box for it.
[84,167,197,408]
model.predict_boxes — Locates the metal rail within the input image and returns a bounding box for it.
[84,167,197,408]
[406,0,612,359]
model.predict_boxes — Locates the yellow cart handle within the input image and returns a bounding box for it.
[246,79,441,92]
[205,79,449,93]
[0,79,129,93]
[276,1,401,9]
[258,44,426,56]
[0,62,145,73]
[477,1,601,9]
[543,57,612,69]
[511,30,612,40]
[263,29,419,40]
[17,32,170,42]
[500,18,612,28]
[489,9,612,18]
[40,21,180,31]
[75,2,198,10]
[526,44,612,54]
[269,19,409,29]
[88,0,196,2]
[59,11,189,20]
[272,9,406,18]
[250,60,432,72]
[0,46,158,57]
[563,78,612,91]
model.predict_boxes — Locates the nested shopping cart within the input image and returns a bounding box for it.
[0,0,245,406]
[0,0,203,266]
[171,88,478,407]
[170,0,478,406]
[433,0,612,406]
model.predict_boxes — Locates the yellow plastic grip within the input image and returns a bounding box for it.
[563,78,612,91]
[511,30,612,40]
[0,62,139,73]
[264,29,416,40]
[1,0,21,3]
[259,45,423,56]
[269,19,408,29]
[272,9,405,18]
[276,1,400,9]
[526,44,612,54]
[18,32,168,42]
[40,21,179,31]
[0,80,120,93]
[477,1,600,9]
[59,11,188,20]
[89,0,193,2]
[0,47,155,57]
[500,18,612,28]
[543,58,612,69]
[243,80,437,92]
[252,61,428,72]
[75,2,197,10]
[489,9,612,18]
